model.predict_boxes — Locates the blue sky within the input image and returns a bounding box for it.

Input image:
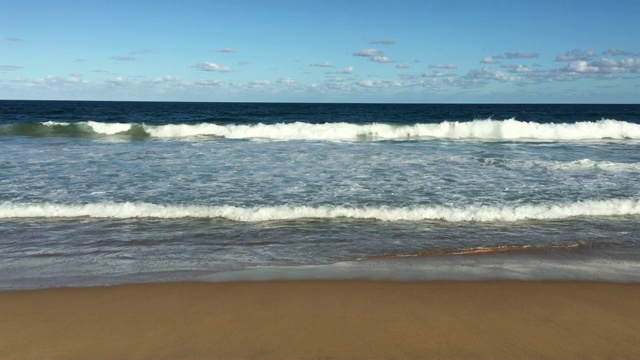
[1,0,639,103]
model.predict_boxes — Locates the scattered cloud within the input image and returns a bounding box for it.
[396,64,410,69]
[193,62,232,72]
[429,63,457,69]
[500,64,533,73]
[369,39,395,45]
[353,48,384,57]
[371,55,394,63]
[277,78,296,85]
[353,48,394,63]
[422,71,444,78]
[481,51,538,63]
[357,80,404,88]
[338,66,354,74]
[0,65,23,72]
[106,76,129,86]
[559,58,640,75]
[195,79,224,87]
[445,67,521,88]
[480,56,498,64]
[216,48,236,53]
[248,80,271,89]
[555,49,596,62]
[602,48,637,56]
[502,51,538,59]
[399,73,416,80]
[111,56,137,61]
[147,75,181,83]
[4,36,22,41]
[310,62,334,68]
[237,61,253,65]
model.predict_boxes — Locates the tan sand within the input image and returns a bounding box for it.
[0,280,639,360]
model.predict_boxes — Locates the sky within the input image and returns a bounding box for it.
[1,0,639,103]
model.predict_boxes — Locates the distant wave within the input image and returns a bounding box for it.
[2,199,639,222]
[1,118,640,141]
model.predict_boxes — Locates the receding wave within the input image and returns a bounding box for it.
[366,243,584,259]
[1,118,640,141]
[2,199,639,222]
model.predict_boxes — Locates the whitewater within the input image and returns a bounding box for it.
[1,101,640,288]
[3,199,640,222]
[4,118,640,141]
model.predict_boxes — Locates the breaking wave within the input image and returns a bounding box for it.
[2,199,640,222]
[2,118,640,141]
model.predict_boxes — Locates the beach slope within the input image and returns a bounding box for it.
[1,280,639,359]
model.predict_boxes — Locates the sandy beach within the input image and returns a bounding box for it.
[0,280,639,360]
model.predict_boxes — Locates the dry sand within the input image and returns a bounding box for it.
[0,280,639,359]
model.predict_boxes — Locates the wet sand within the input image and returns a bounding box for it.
[1,280,639,359]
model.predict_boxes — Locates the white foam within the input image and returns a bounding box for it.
[2,199,640,222]
[85,121,133,135]
[143,118,640,141]
[39,119,640,141]
[552,159,640,172]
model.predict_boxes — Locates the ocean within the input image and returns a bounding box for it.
[1,101,640,288]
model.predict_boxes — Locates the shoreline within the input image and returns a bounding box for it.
[1,280,639,359]
[5,246,640,290]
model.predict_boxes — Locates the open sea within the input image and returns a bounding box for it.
[1,100,640,288]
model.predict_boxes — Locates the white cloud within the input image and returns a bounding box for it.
[502,51,538,59]
[555,49,596,62]
[324,77,351,91]
[444,67,521,87]
[353,48,384,57]
[357,80,404,88]
[338,66,354,74]
[310,62,334,68]
[193,62,232,72]
[195,79,224,87]
[399,73,416,80]
[106,77,129,86]
[429,64,457,69]
[112,56,137,61]
[482,52,538,63]
[422,71,444,78]
[277,78,296,85]
[480,56,498,64]
[371,55,394,63]
[248,80,271,87]
[560,58,640,74]
[501,64,532,73]
[148,75,181,83]
[216,48,236,53]
[353,48,394,63]
[396,64,410,69]
[602,48,637,56]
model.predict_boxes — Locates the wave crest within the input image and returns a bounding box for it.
[2,118,640,141]
[2,199,639,222]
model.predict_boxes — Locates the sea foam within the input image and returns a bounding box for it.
[2,199,639,222]
[30,118,640,141]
